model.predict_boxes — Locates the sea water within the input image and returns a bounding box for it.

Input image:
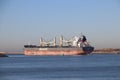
[0,54,120,80]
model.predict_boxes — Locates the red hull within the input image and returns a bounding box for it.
[24,50,88,55]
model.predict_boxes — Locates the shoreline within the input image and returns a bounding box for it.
[0,52,23,54]
[1,48,120,55]
[0,53,8,57]
[93,52,120,54]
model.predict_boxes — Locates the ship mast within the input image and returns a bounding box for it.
[54,37,56,46]
[60,35,63,47]
[40,37,43,46]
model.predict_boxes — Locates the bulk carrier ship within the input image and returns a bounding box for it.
[24,35,94,55]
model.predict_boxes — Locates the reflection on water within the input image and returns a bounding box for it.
[0,54,120,80]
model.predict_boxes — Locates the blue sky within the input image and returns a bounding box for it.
[0,0,120,52]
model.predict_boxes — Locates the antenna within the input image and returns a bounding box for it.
[80,32,83,37]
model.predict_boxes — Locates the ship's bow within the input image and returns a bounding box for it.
[82,46,94,55]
